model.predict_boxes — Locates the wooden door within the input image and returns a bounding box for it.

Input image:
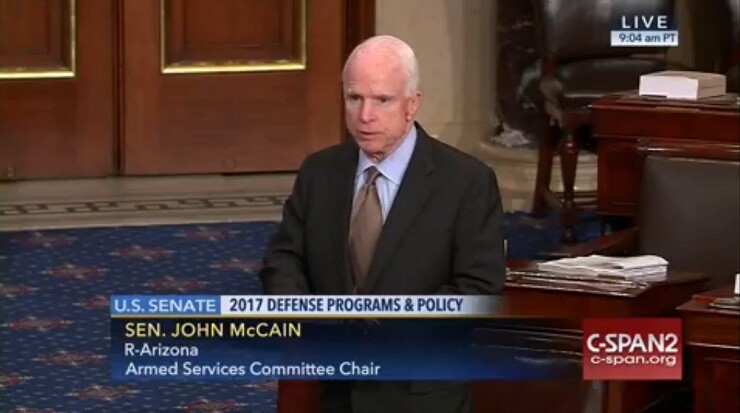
[121,0,345,175]
[0,0,116,180]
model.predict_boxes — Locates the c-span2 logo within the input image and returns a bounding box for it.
[583,318,682,380]
[611,4,678,47]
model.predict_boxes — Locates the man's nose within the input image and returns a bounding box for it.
[359,101,376,122]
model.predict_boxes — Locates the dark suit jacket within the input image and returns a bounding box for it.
[259,124,506,412]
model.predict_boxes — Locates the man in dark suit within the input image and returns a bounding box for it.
[259,35,506,413]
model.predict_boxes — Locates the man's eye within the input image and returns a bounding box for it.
[378,97,390,104]
[347,95,360,101]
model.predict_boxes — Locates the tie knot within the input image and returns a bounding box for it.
[365,166,381,185]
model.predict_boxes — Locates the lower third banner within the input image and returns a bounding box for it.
[110,319,579,382]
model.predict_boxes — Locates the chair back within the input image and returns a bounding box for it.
[728,0,740,50]
[637,141,740,288]
[718,0,740,67]
[531,0,675,62]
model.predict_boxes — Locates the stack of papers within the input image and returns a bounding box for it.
[537,255,668,281]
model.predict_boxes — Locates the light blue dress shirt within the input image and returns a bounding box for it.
[353,126,417,222]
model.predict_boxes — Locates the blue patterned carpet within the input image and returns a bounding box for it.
[0,212,600,412]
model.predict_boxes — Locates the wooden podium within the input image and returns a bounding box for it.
[678,286,740,413]
[277,263,706,413]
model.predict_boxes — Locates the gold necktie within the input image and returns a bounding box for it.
[348,166,382,292]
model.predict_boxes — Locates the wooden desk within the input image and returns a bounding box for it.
[678,286,740,413]
[590,94,740,217]
[485,263,706,413]
[278,264,707,413]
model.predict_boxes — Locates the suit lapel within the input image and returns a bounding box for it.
[363,129,436,292]
[331,140,359,293]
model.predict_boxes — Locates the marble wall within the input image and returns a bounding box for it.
[375,0,496,153]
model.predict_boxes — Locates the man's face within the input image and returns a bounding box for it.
[343,53,420,161]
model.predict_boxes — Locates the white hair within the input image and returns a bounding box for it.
[342,35,420,96]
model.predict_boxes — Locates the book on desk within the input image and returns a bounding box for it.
[638,70,727,100]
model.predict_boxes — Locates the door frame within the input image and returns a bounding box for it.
[342,0,376,142]
[345,0,376,59]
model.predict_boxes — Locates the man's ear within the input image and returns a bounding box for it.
[406,91,421,122]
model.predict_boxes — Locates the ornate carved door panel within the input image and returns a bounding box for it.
[0,0,116,180]
[1,0,364,180]
[121,0,345,175]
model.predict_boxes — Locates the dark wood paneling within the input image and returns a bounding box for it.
[700,352,740,413]
[0,0,116,180]
[344,0,375,58]
[164,0,301,65]
[597,138,640,214]
[0,0,71,68]
[1,0,373,180]
[122,0,344,175]
[683,311,740,348]
[679,288,740,413]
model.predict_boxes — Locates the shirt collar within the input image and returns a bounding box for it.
[356,126,417,185]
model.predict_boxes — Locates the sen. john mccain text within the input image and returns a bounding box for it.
[124,321,302,338]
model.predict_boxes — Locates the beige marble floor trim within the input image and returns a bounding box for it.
[0,195,287,232]
[0,174,295,232]
[0,174,296,202]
